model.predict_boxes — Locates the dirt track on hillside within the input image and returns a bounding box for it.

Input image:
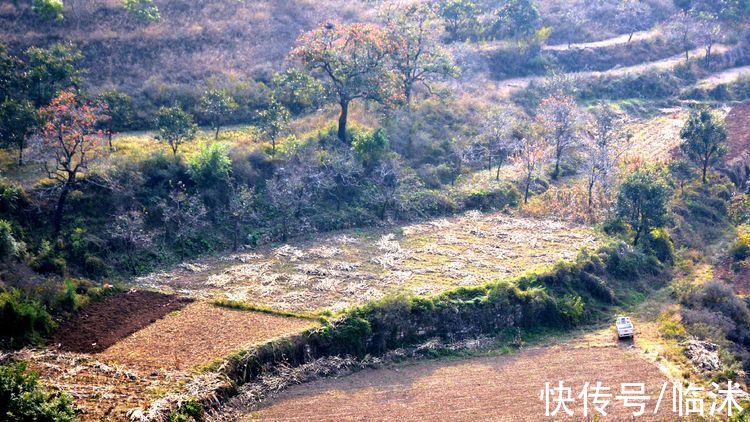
[248,346,675,421]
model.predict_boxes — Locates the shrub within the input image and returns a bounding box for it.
[602,217,629,236]
[168,399,203,422]
[642,228,675,264]
[322,316,372,357]
[0,361,75,421]
[730,226,750,263]
[0,220,20,260]
[352,128,389,167]
[0,291,54,347]
[29,240,66,276]
[463,186,520,211]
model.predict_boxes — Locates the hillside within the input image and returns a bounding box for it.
[3,0,750,420]
[0,0,367,107]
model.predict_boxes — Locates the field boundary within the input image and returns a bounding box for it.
[137,241,671,420]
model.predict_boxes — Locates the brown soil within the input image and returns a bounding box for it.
[725,102,750,163]
[97,302,318,371]
[250,346,675,421]
[50,290,193,353]
[25,301,316,420]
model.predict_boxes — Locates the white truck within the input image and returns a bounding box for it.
[615,316,635,339]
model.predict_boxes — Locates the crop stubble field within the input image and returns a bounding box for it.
[135,212,599,312]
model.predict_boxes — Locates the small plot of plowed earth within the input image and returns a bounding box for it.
[21,292,316,420]
[249,346,674,421]
[134,212,598,312]
[50,290,193,353]
[98,301,318,371]
[726,102,750,164]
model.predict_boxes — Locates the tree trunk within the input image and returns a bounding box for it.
[628,31,634,43]
[496,161,502,181]
[17,143,23,167]
[553,154,562,180]
[705,44,713,69]
[215,125,220,140]
[524,175,532,204]
[338,100,349,143]
[271,137,276,157]
[171,142,179,157]
[702,160,709,184]
[53,179,74,236]
[108,132,114,151]
[633,223,642,245]
[685,48,690,63]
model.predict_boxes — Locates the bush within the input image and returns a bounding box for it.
[602,217,629,236]
[730,226,750,263]
[463,185,520,211]
[29,240,66,276]
[168,399,203,422]
[0,291,54,347]
[642,228,675,264]
[0,220,20,260]
[0,361,75,421]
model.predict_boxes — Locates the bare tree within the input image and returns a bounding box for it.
[582,104,632,211]
[226,185,258,251]
[479,107,520,181]
[368,154,416,220]
[618,0,651,43]
[665,10,699,62]
[109,209,153,274]
[320,146,363,211]
[266,149,329,240]
[536,95,581,180]
[695,12,723,69]
[516,136,547,204]
[159,182,208,256]
[449,136,483,184]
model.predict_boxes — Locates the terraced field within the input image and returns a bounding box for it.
[135,211,599,312]
[13,292,317,421]
[242,344,675,421]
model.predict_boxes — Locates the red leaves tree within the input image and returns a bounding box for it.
[291,22,399,143]
[33,90,108,235]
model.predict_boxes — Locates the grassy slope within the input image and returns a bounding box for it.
[0,0,368,92]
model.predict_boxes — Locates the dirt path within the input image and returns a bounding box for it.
[543,29,660,51]
[247,344,675,421]
[478,45,730,99]
[696,65,750,89]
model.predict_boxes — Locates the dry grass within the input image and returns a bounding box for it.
[13,348,190,421]
[135,211,599,312]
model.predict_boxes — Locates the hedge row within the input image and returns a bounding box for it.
[219,241,667,384]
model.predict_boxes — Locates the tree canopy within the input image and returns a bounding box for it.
[291,22,399,143]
